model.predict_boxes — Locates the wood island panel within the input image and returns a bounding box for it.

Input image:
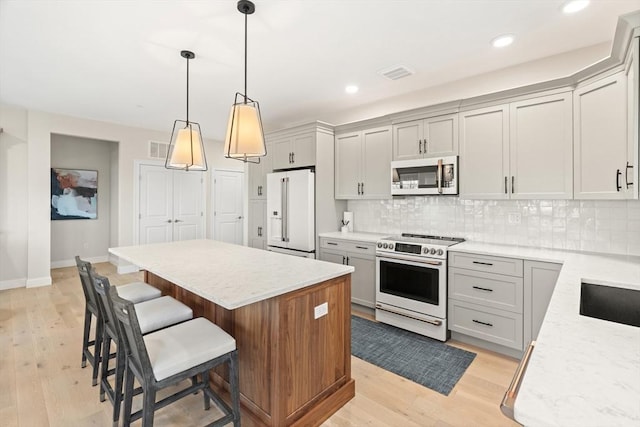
[144,271,355,427]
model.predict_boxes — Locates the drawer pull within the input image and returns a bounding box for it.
[355,246,369,250]
[472,261,494,266]
[327,242,338,246]
[472,319,493,327]
[472,286,493,292]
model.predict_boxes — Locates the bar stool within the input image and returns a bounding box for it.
[76,256,161,386]
[90,272,194,427]
[108,281,241,427]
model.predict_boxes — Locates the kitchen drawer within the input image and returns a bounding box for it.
[449,252,523,277]
[449,267,523,313]
[320,238,375,257]
[449,300,523,351]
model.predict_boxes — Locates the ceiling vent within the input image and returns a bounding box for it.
[149,140,169,160]
[379,65,414,81]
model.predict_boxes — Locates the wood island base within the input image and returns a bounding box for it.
[145,271,355,427]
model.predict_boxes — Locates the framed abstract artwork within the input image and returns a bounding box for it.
[50,168,98,220]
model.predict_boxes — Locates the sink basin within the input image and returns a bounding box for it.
[580,282,640,327]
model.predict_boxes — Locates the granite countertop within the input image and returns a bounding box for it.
[319,231,391,243]
[109,239,354,310]
[449,242,640,427]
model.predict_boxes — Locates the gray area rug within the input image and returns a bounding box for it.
[351,315,476,396]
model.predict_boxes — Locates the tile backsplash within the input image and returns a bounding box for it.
[347,198,640,256]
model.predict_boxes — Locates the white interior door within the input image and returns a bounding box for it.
[139,165,173,244]
[138,164,204,244]
[213,170,244,245]
[173,170,204,241]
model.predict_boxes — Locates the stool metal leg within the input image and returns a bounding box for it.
[81,306,92,368]
[229,351,241,427]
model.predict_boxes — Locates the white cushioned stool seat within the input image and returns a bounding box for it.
[144,317,236,381]
[135,296,193,334]
[117,282,161,304]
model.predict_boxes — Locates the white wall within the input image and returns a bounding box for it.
[0,105,28,289]
[0,104,243,288]
[50,134,114,267]
[348,198,640,256]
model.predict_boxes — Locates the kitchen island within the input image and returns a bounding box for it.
[109,239,355,427]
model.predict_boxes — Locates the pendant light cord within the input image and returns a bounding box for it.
[244,11,248,104]
[186,55,190,123]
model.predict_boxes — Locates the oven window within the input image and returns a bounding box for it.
[379,260,439,305]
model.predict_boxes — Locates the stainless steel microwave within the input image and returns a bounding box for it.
[391,156,458,195]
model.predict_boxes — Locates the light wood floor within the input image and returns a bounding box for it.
[0,264,520,427]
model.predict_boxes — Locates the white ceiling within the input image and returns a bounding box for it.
[1,0,639,140]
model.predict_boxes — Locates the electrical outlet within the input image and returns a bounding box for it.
[508,213,521,225]
[314,302,328,319]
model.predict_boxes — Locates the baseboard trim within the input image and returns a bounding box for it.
[51,255,109,269]
[0,278,26,291]
[26,276,52,288]
[450,331,523,359]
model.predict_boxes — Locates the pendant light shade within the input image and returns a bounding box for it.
[224,0,267,164]
[224,94,266,159]
[166,50,208,171]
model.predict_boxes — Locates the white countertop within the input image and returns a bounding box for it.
[450,242,640,427]
[109,239,354,310]
[319,231,391,243]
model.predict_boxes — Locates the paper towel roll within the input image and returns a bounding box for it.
[343,211,354,232]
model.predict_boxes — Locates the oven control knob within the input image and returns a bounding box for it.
[377,242,383,248]
[436,249,444,256]
[423,247,429,254]
[430,248,437,255]
[389,243,394,250]
[383,243,389,249]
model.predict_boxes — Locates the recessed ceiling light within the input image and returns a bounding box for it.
[492,34,514,48]
[562,0,590,14]
[345,85,359,94]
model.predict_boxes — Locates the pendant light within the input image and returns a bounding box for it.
[224,0,266,164]
[166,50,208,171]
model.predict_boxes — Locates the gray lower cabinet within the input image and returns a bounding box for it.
[523,260,561,345]
[248,200,266,250]
[319,237,376,308]
[449,251,561,356]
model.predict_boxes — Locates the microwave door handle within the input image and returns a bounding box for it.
[437,158,443,194]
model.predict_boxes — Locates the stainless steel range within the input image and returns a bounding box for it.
[375,233,464,341]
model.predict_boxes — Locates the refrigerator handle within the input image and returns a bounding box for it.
[282,177,290,242]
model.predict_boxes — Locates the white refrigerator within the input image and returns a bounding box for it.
[266,169,315,258]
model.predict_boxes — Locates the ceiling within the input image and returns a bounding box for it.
[1,0,639,140]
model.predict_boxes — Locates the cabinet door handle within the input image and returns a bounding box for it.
[292,152,295,163]
[257,226,262,237]
[346,256,350,265]
[166,219,173,223]
[342,256,346,264]
[361,182,364,195]
[511,176,515,194]
[357,182,361,195]
[424,139,428,153]
[472,261,493,266]
[355,246,368,250]
[418,139,422,154]
[616,169,622,191]
[504,176,508,194]
[327,242,338,246]
[472,286,494,292]
[174,219,183,223]
[472,319,493,327]
[626,162,634,189]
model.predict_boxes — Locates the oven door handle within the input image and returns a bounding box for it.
[375,304,442,326]
[376,254,443,266]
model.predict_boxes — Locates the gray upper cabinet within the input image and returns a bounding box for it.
[460,91,573,199]
[574,63,637,199]
[393,114,458,161]
[335,126,392,199]
[270,132,316,170]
